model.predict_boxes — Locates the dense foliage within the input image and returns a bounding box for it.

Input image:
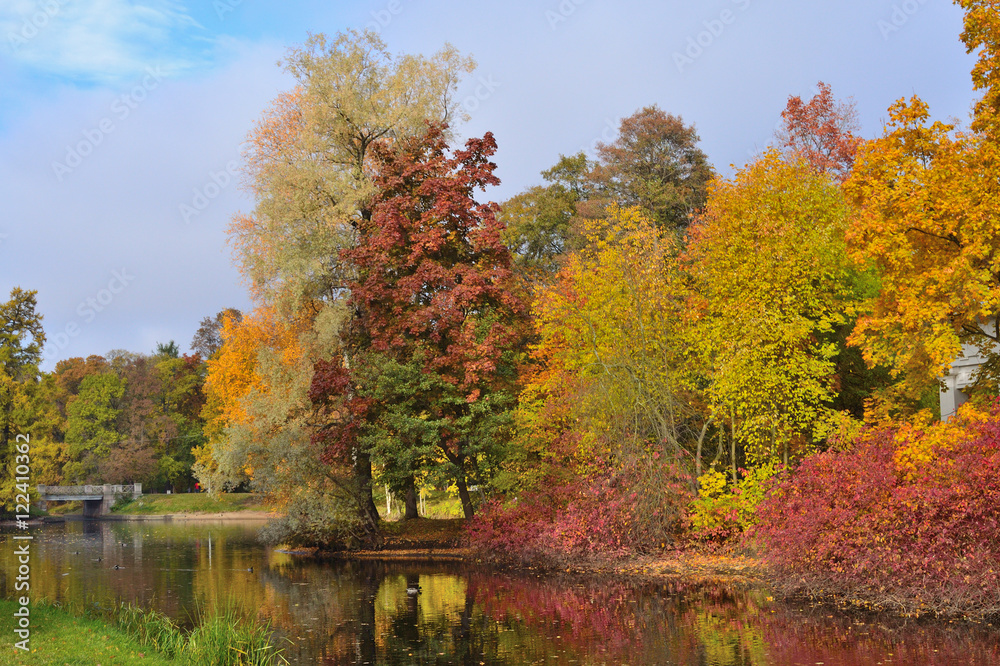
[755,403,1000,618]
[9,3,1000,618]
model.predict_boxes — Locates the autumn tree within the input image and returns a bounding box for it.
[775,82,862,181]
[313,125,528,520]
[25,356,110,486]
[218,30,478,537]
[63,372,124,482]
[197,307,285,492]
[686,152,862,468]
[489,206,703,549]
[191,308,243,358]
[54,355,109,396]
[961,0,1000,139]
[230,29,475,308]
[26,373,70,485]
[500,107,713,281]
[0,288,45,511]
[771,82,892,419]
[844,1,1000,407]
[590,105,713,232]
[532,206,706,463]
[148,352,206,490]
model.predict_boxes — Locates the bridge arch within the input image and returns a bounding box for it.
[36,484,142,517]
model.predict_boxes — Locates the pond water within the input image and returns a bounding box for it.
[2,519,999,665]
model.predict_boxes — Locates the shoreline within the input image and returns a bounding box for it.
[103,510,279,521]
[5,511,280,525]
[11,515,989,622]
[17,513,765,585]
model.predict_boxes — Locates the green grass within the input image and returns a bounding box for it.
[45,500,82,516]
[373,487,465,520]
[0,598,175,665]
[110,493,266,515]
[0,600,288,666]
[183,607,288,665]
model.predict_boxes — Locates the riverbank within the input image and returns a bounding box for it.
[104,511,279,521]
[110,492,268,515]
[0,599,175,665]
[319,518,768,587]
[328,519,994,620]
[22,493,281,523]
[0,599,288,665]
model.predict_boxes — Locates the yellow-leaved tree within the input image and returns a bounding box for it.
[686,151,863,469]
[532,206,708,467]
[499,205,708,549]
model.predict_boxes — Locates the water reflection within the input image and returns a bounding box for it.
[2,521,999,665]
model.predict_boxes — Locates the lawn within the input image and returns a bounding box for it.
[0,599,175,665]
[372,486,466,520]
[110,493,266,515]
[45,500,82,516]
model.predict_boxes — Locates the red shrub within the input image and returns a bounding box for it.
[467,461,692,563]
[754,408,1000,618]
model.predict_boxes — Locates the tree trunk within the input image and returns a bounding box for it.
[730,413,738,485]
[355,450,381,531]
[445,443,475,518]
[693,417,712,482]
[404,475,419,520]
[456,477,474,519]
[710,426,724,468]
[695,429,703,480]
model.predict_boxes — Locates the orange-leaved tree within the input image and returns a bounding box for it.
[197,307,309,491]
[844,1,1000,408]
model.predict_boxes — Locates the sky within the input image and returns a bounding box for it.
[0,0,981,370]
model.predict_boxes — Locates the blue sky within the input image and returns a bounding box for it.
[0,0,981,369]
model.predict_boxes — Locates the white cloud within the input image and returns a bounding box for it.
[0,42,289,369]
[1,0,215,84]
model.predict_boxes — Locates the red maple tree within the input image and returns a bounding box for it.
[311,124,528,519]
[776,81,863,181]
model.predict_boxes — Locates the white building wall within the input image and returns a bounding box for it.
[940,342,987,421]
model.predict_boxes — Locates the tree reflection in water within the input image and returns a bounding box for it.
[3,522,999,665]
[265,561,1000,665]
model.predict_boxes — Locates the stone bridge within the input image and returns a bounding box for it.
[37,484,142,517]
